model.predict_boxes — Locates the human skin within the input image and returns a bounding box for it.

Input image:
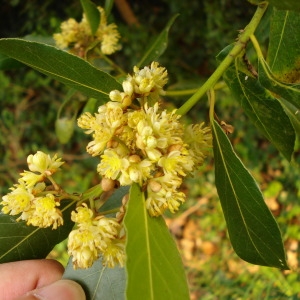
[0,259,85,300]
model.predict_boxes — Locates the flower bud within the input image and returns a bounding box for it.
[149,180,162,193]
[101,177,116,192]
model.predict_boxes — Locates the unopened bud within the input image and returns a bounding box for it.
[122,194,129,206]
[129,154,141,163]
[149,180,162,193]
[101,177,116,192]
[168,144,182,153]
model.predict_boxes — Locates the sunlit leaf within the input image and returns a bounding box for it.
[80,0,100,35]
[267,0,300,12]
[0,200,75,263]
[124,183,189,300]
[63,257,126,300]
[212,120,288,269]
[222,58,295,161]
[0,39,121,101]
[136,14,179,67]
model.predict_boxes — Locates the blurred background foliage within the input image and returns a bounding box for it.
[1,0,300,298]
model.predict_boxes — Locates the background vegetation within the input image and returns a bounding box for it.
[1,0,300,298]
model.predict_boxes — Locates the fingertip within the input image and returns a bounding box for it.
[36,279,86,300]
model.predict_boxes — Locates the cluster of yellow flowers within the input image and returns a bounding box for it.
[78,62,212,216]
[0,151,125,269]
[1,151,64,229]
[53,6,120,56]
[1,62,212,270]
[68,204,125,269]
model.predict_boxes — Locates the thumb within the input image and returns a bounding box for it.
[16,279,86,300]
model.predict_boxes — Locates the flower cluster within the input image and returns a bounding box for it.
[1,151,64,229]
[68,204,125,269]
[78,62,212,216]
[53,6,120,57]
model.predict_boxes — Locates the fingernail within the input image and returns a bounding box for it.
[20,280,86,300]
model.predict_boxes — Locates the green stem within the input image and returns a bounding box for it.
[166,81,226,97]
[250,34,264,60]
[101,54,127,76]
[177,2,268,115]
[208,89,216,123]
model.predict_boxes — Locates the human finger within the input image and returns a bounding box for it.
[0,259,64,300]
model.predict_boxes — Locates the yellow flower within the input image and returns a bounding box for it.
[97,149,129,180]
[54,6,121,56]
[77,112,97,133]
[95,216,121,241]
[19,171,44,188]
[68,227,100,269]
[68,210,124,269]
[146,174,185,216]
[27,151,64,176]
[1,183,33,215]
[133,62,168,101]
[184,123,212,166]
[71,204,94,226]
[26,194,63,229]
[119,155,153,186]
[100,23,121,55]
[102,238,125,268]
[53,18,79,48]
[158,148,194,176]
[104,101,125,129]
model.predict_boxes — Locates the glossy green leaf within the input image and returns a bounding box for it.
[267,0,300,12]
[80,0,100,35]
[0,200,75,263]
[212,120,288,269]
[63,257,126,300]
[0,39,122,101]
[124,183,189,300]
[136,14,179,67]
[267,8,300,82]
[222,59,295,161]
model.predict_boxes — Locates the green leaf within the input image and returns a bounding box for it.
[212,120,288,269]
[63,257,126,300]
[99,186,130,213]
[222,58,295,161]
[124,183,189,300]
[267,0,300,12]
[0,39,122,101]
[0,53,23,70]
[0,200,75,263]
[258,57,300,111]
[279,98,300,136]
[258,8,300,111]
[104,0,114,16]
[267,8,300,82]
[136,14,179,67]
[80,0,100,35]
